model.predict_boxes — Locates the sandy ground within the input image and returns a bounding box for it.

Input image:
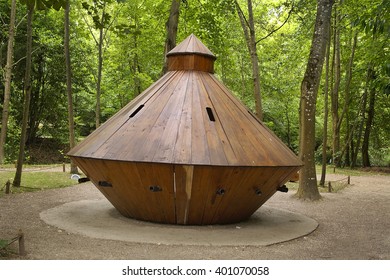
[0,172,389,260]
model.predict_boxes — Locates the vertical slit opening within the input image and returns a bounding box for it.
[206,107,215,122]
[129,104,144,118]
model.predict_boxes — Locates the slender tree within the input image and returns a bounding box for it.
[319,24,331,187]
[352,67,370,167]
[64,0,78,173]
[330,5,341,167]
[235,0,263,120]
[13,4,34,187]
[339,31,358,166]
[362,68,376,167]
[297,0,333,200]
[162,0,181,74]
[0,0,17,164]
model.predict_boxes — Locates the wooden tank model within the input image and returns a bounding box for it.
[68,34,302,225]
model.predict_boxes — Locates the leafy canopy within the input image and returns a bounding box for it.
[19,0,66,10]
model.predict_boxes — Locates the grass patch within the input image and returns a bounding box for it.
[0,239,16,259]
[0,170,77,197]
[316,165,390,176]
[286,180,349,193]
[0,239,11,258]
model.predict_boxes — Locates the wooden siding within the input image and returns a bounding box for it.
[73,158,299,225]
[69,70,302,167]
[167,54,214,73]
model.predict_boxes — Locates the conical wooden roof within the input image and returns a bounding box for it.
[167,33,216,58]
[68,34,301,168]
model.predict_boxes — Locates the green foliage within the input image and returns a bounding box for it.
[0,239,8,249]
[0,0,388,167]
[82,0,113,30]
[19,0,66,10]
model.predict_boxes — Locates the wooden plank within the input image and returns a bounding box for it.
[101,72,181,161]
[125,71,185,162]
[173,74,193,164]
[134,163,176,223]
[196,72,239,165]
[112,161,152,220]
[208,167,265,224]
[199,167,238,224]
[246,166,302,213]
[152,163,176,223]
[228,167,292,222]
[196,72,229,166]
[151,73,189,162]
[72,158,176,223]
[69,71,176,159]
[204,72,265,164]
[190,72,211,165]
[185,166,240,224]
[174,165,194,224]
[199,72,253,165]
[106,71,185,162]
[72,158,131,217]
[186,166,214,224]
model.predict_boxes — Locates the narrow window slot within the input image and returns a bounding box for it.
[129,104,144,118]
[206,107,215,122]
[98,181,112,187]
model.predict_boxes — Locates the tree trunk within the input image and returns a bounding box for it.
[0,0,17,164]
[319,26,331,187]
[133,16,141,96]
[247,0,263,120]
[285,103,292,148]
[65,0,78,174]
[162,0,180,74]
[297,0,333,200]
[340,32,357,125]
[351,67,370,167]
[331,7,341,167]
[13,6,34,187]
[95,3,106,129]
[27,51,44,145]
[362,70,376,167]
[96,26,103,128]
[340,31,357,166]
[236,0,263,120]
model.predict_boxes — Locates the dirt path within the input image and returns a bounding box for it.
[1,173,389,260]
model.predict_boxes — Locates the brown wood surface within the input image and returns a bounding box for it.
[68,34,302,225]
[167,54,214,73]
[73,157,298,224]
[166,34,216,59]
[69,70,301,167]
[73,158,176,223]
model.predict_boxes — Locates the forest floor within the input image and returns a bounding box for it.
[0,170,389,260]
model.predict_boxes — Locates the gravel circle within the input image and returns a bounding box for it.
[1,173,389,260]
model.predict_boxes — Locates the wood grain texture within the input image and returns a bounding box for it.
[68,34,302,225]
[166,34,216,59]
[69,69,301,167]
